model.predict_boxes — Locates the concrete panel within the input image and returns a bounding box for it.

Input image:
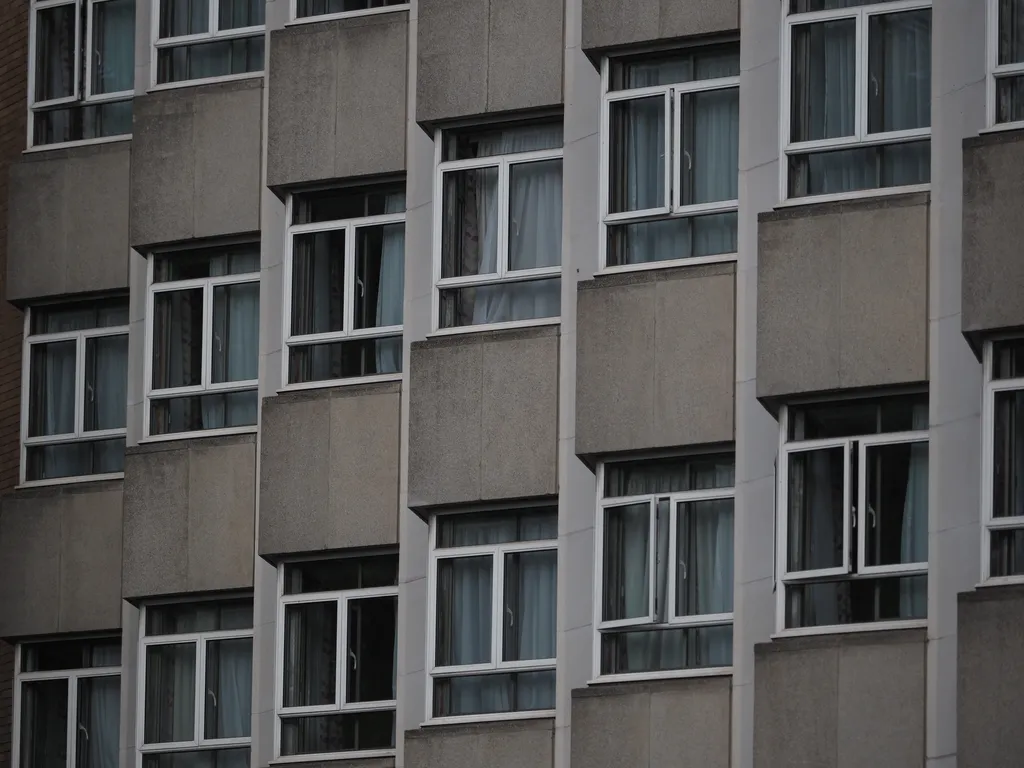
[267,12,407,188]
[757,193,929,401]
[7,141,130,302]
[408,327,559,509]
[405,718,554,768]
[962,131,1024,336]
[486,0,563,115]
[59,487,124,633]
[575,264,735,458]
[0,494,62,637]
[582,0,738,52]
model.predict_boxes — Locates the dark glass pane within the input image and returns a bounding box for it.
[211,281,259,383]
[22,639,121,672]
[503,550,557,662]
[151,288,204,389]
[676,498,734,616]
[604,454,735,497]
[788,394,928,440]
[279,712,394,756]
[291,230,345,336]
[787,447,845,573]
[218,0,264,29]
[159,0,209,37]
[76,676,121,768]
[442,123,562,162]
[204,638,252,739]
[141,748,249,768]
[291,185,404,225]
[31,299,129,334]
[788,141,930,197]
[156,36,264,84]
[438,278,560,329]
[440,166,499,278]
[991,528,1024,577]
[602,503,650,623]
[600,626,732,674]
[435,556,492,666]
[144,643,196,743]
[355,223,405,329]
[34,4,76,102]
[867,10,931,134]
[33,100,133,146]
[436,508,558,547]
[993,389,1024,519]
[347,596,397,702]
[20,679,68,768]
[29,340,76,437]
[283,555,399,594]
[609,45,739,90]
[153,244,259,282]
[790,19,856,142]
[287,337,402,384]
[92,0,136,94]
[998,0,1024,65]
[791,0,904,11]
[433,670,554,717]
[283,602,337,708]
[997,74,1024,124]
[608,96,666,214]
[146,599,253,634]
[784,574,927,628]
[993,339,1024,380]
[679,88,739,206]
[149,390,258,435]
[864,442,928,567]
[84,335,129,431]
[26,439,126,481]
[606,213,737,267]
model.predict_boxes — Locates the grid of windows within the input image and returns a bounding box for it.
[152,0,264,85]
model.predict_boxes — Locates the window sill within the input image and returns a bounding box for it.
[771,618,927,640]
[148,71,263,94]
[17,472,125,490]
[587,666,732,686]
[270,749,395,764]
[25,134,132,154]
[285,3,409,26]
[977,575,1024,588]
[429,317,560,338]
[139,426,258,444]
[979,120,1024,135]
[420,710,555,728]
[278,372,402,395]
[775,183,930,209]
[597,252,737,277]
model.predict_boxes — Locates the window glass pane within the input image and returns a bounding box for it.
[508,159,562,271]
[443,123,563,162]
[31,300,129,334]
[991,528,1024,577]
[149,390,258,435]
[998,0,1024,65]
[147,600,253,634]
[433,671,554,717]
[997,74,1024,124]
[295,0,405,18]
[91,0,135,94]
[159,0,209,36]
[156,36,264,85]
[993,389,1024,519]
[211,281,259,383]
[33,100,134,146]
[503,550,556,662]
[867,10,931,134]
[610,46,739,90]
[787,447,845,573]
[218,0,264,29]
[604,455,735,497]
[864,442,928,567]
[993,340,1024,380]
[26,439,126,481]
[788,140,930,197]
[154,246,260,283]
[283,555,398,594]
[347,596,397,703]
[438,278,560,329]
[784,574,927,628]
[441,167,499,279]
[152,288,203,389]
[680,88,738,206]
[283,602,337,708]
[76,676,120,768]
[355,223,405,329]
[205,638,252,739]
[602,503,650,622]
[85,334,128,431]
[435,556,492,666]
[788,394,927,440]
[279,712,394,756]
[676,499,734,617]
[599,625,731,675]
[608,96,665,214]
[436,508,557,548]
[142,748,249,768]
[291,230,345,336]
[291,186,404,225]
[22,639,121,672]
[20,679,68,768]
[288,337,402,383]
[34,4,76,102]
[607,213,737,266]
[790,19,855,142]
[144,643,196,743]
[29,340,76,437]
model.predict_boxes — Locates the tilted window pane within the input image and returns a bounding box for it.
[508,159,562,271]
[142,748,249,768]
[604,454,735,497]
[436,508,557,547]
[156,37,264,85]
[205,638,253,739]
[152,288,203,389]
[287,337,402,384]
[26,439,126,481]
[296,0,404,18]
[599,625,731,675]
[606,213,737,267]
[34,4,76,102]
[788,140,930,197]
[997,74,1024,125]
[20,679,68,768]
[154,246,259,282]
[282,602,337,708]
[602,503,650,622]
[211,282,259,383]
[218,0,264,29]
[92,0,135,94]
[609,46,739,90]
[432,670,554,717]
[785,574,926,628]
[159,0,209,36]
[867,10,931,134]
[438,278,560,329]
[22,639,121,672]
[502,550,557,662]
[608,96,665,214]
[676,499,734,616]
[993,390,1024,519]
[998,0,1024,65]
[680,88,739,206]
[864,442,929,567]
[790,19,856,142]
[347,596,397,703]
[33,101,134,146]
[355,224,405,329]
[283,555,398,594]
[443,123,563,162]
[147,599,253,634]
[789,394,927,440]
[441,167,499,279]
[991,529,1024,577]
[29,341,77,437]
[279,712,394,756]
[149,390,258,435]
[291,186,404,225]
[144,643,196,743]
[85,335,128,431]
[76,676,121,768]
[787,447,845,573]
[291,230,345,336]
[435,556,492,666]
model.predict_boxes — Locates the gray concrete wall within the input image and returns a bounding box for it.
[405,718,554,768]
[407,326,559,509]
[757,193,930,401]
[267,12,408,188]
[415,0,563,124]
[753,630,926,768]
[121,434,256,598]
[581,0,737,53]
[259,382,401,558]
[130,79,262,248]
[575,264,735,458]
[962,130,1024,336]
[0,483,123,637]
[6,141,130,302]
[570,677,730,768]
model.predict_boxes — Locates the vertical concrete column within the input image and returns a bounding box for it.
[132,0,152,94]
[126,249,149,448]
[118,603,141,768]
[926,3,985,766]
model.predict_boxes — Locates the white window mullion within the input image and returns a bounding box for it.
[666,495,679,622]
[671,88,682,212]
[344,223,356,335]
[647,498,657,621]
[662,89,673,211]
[490,551,502,667]
[201,280,214,388]
[84,0,95,100]
[209,0,219,35]
[334,597,345,709]
[195,637,206,746]
[74,332,86,437]
[856,9,869,141]
[67,673,78,768]
[73,0,83,101]
[497,160,510,278]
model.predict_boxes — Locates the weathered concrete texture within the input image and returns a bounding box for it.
[130,78,262,248]
[753,630,925,768]
[7,141,130,302]
[0,482,123,637]
[407,326,558,509]
[757,193,929,401]
[958,585,1024,768]
[576,263,735,458]
[405,717,554,768]
[582,0,738,52]
[416,0,563,124]
[962,131,1024,337]
[122,434,255,598]
[259,382,401,558]
[571,676,730,768]
[267,12,407,188]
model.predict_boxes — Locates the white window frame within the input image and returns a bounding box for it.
[430,130,563,336]
[987,0,1024,131]
[592,459,735,683]
[272,559,398,762]
[136,602,253,767]
[281,193,405,392]
[598,50,740,274]
[143,250,259,442]
[779,0,933,204]
[425,509,558,725]
[27,0,135,149]
[20,305,129,488]
[287,0,408,26]
[775,403,929,636]
[12,640,122,768]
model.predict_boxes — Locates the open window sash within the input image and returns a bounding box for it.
[671,80,740,217]
[603,87,672,224]
[597,497,657,630]
[667,489,735,628]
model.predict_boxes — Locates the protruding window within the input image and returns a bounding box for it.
[152,0,264,86]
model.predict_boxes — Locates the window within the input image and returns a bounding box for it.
[434,122,563,331]
[139,600,253,768]
[275,555,398,759]
[428,508,557,719]
[983,339,1024,579]
[22,299,129,484]
[990,0,1024,126]
[783,0,932,199]
[16,638,121,768]
[601,45,739,269]
[778,394,929,630]
[29,0,135,147]
[284,185,405,387]
[596,455,734,679]
[293,0,406,22]
[145,243,260,438]
[153,0,264,86]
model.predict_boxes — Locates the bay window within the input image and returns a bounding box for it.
[596,455,734,679]
[601,45,739,269]
[778,394,929,630]
[284,185,405,387]
[22,299,128,484]
[293,0,406,22]
[276,555,398,759]
[784,0,932,199]
[146,243,259,438]
[153,0,264,86]
[991,0,1024,126]
[434,122,563,332]
[428,508,557,720]
[29,0,135,147]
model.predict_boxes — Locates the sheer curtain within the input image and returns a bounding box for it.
[375,193,406,371]
[900,405,929,616]
[93,0,135,95]
[78,676,120,768]
[208,639,252,740]
[33,341,77,476]
[281,602,334,755]
[90,334,129,472]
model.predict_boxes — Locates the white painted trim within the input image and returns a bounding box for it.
[276,373,402,395]
[287,1,408,25]
[420,710,556,728]
[426,317,560,338]
[987,0,1024,128]
[774,183,931,208]
[588,666,732,686]
[771,618,928,640]
[270,749,396,764]
[23,134,132,153]
[17,471,124,489]
[149,71,264,92]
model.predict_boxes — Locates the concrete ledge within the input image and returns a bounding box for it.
[410,324,559,352]
[269,759,394,768]
[127,431,256,456]
[405,717,554,768]
[572,673,730,699]
[755,627,927,656]
[758,190,930,223]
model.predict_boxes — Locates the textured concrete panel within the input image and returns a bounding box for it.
[405,718,553,768]
[486,0,563,115]
[0,494,62,636]
[582,0,737,52]
[576,264,735,457]
[7,141,130,302]
[649,678,730,768]
[60,488,124,633]
[963,132,1024,335]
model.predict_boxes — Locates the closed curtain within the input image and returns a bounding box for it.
[77,675,120,768]
[375,193,406,371]
[93,0,135,94]
[144,644,196,744]
[689,85,739,257]
[20,679,68,768]
[281,602,334,754]
[899,404,929,616]
[505,529,556,709]
[208,639,252,740]
[32,341,77,476]
[89,334,128,472]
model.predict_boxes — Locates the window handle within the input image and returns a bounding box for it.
[868,503,877,529]
[207,689,217,709]
[87,381,95,403]
[506,606,514,627]
[357,277,365,298]
[683,149,692,171]
[349,648,358,669]
[871,73,879,97]
[678,559,687,581]
[78,724,89,742]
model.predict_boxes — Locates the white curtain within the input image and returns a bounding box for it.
[900,405,929,616]
[207,639,252,740]
[89,334,129,473]
[93,0,135,94]
[438,556,498,713]
[375,193,405,372]
[78,676,120,768]
[506,549,556,710]
[31,341,76,477]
